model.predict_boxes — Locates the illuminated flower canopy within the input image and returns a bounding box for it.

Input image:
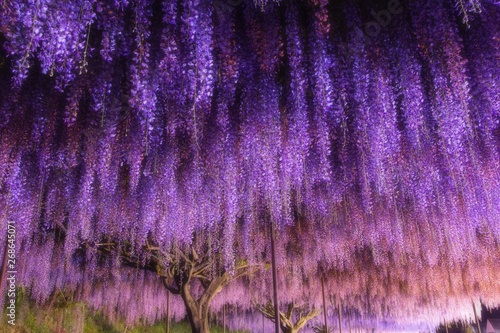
[0,0,499,331]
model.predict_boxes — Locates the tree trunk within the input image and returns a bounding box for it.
[188,316,210,333]
[180,283,211,333]
[183,301,210,333]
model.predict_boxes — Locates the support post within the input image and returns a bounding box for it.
[322,276,329,333]
[166,291,170,333]
[348,310,352,333]
[223,304,226,333]
[338,300,343,333]
[445,323,449,333]
[472,301,482,333]
[270,220,280,333]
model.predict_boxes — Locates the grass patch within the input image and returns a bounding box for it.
[1,289,248,333]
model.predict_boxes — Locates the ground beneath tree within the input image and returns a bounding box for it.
[0,290,248,333]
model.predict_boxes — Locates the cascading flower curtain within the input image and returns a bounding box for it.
[0,0,499,331]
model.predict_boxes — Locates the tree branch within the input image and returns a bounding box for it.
[200,272,229,306]
[256,302,276,321]
[162,277,180,294]
[285,302,295,320]
[294,308,318,330]
[257,302,319,332]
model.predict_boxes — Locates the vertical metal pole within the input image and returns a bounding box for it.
[322,276,329,333]
[472,301,482,333]
[270,220,280,333]
[348,310,352,333]
[338,300,343,333]
[223,304,226,333]
[166,291,170,333]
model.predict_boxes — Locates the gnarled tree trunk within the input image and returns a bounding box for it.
[180,282,212,333]
[184,303,210,333]
[158,247,259,333]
